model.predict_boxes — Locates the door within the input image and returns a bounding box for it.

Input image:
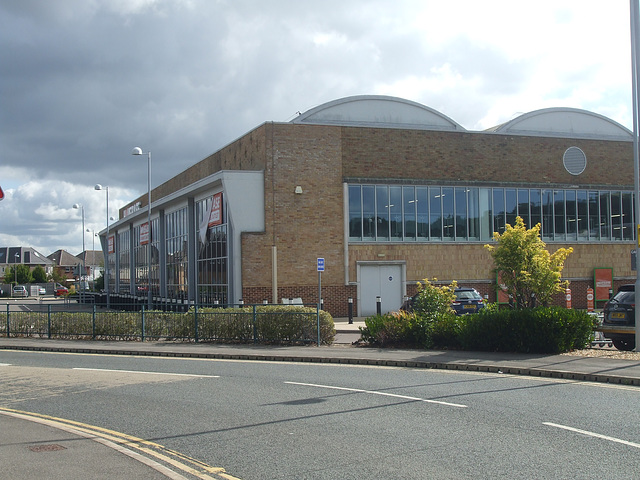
[359,263,403,316]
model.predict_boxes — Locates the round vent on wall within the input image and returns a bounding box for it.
[563,146,587,175]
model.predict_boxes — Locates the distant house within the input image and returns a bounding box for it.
[0,246,54,282]
[47,249,82,282]
[76,250,104,284]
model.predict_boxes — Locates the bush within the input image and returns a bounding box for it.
[459,306,597,354]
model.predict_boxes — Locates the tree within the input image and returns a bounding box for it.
[4,264,34,284]
[32,265,47,283]
[485,216,573,308]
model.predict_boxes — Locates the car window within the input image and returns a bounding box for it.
[456,290,481,300]
[612,291,634,303]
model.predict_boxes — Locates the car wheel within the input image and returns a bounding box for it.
[611,336,636,351]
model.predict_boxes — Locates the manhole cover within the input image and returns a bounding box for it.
[29,444,67,452]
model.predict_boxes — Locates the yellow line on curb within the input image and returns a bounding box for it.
[0,406,240,480]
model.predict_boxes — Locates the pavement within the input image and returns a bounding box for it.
[2,316,640,479]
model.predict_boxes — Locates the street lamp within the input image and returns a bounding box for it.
[132,147,152,310]
[95,184,110,308]
[73,203,85,303]
[14,252,19,285]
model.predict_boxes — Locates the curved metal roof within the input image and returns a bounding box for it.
[291,95,465,131]
[486,107,632,140]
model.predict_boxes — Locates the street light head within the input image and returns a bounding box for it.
[132,147,143,156]
[73,203,81,209]
[95,184,103,191]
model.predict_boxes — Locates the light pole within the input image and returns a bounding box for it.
[73,203,86,303]
[132,147,152,310]
[95,184,110,308]
[14,252,19,285]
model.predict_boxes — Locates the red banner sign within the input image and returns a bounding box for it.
[107,235,115,255]
[594,268,613,301]
[140,222,150,246]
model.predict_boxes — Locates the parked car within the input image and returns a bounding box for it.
[401,287,485,315]
[12,285,29,297]
[38,286,46,295]
[602,284,636,351]
[54,284,69,297]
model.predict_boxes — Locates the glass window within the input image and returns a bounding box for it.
[165,207,189,299]
[118,229,130,293]
[442,187,454,240]
[375,185,389,240]
[589,191,600,240]
[493,189,505,235]
[390,186,403,239]
[565,190,576,241]
[348,185,362,240]
[622,192,634,241]
[530,189,542,230]
[468,188,480,241]
[430,187,442,240]
[196,195,228,306]
[600,192,611,240]
[362,186,375,240]
[542,190,553,240]
[403,186,416,240]
[611,192,622,240]
[577,190,589,240]
[517,189,530,228]
[505,189,517,228]
[416,187,429,240]
[455,187,467,240]
[554,190,566,240]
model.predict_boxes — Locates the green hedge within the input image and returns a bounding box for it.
[360,306,596,354]
[3,305,335,345]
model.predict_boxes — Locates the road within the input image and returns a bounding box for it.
[1,349,639,479]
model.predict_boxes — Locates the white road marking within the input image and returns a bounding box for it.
[544,422,640,449]
[72,368,218,378]
[285,381,467,408]
[0,363,11,366]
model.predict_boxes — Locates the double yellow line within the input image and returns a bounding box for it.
[0,407,240,480]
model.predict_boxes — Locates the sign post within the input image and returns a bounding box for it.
[317,258,325,346]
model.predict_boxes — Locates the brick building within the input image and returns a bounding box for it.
[102,96,635,317]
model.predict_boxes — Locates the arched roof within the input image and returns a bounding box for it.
[291,95,465,131]
[487,107,632,140]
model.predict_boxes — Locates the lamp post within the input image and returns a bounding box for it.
[132,147,152,310]
[73,203,86,303]
[95,184,110,308]
[14,252,19,285]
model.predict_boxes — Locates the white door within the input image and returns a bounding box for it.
[359,264,403,316]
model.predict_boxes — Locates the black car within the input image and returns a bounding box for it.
[602,284,636,351]
[401,287,485,315]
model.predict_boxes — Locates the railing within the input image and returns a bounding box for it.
[1,303,333,345]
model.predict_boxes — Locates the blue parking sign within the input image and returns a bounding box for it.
[317,257,325,272]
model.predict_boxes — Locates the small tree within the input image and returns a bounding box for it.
[32,265,47,283]
[5,264,34,284]
[485,216,573,308]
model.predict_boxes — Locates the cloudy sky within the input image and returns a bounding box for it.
[0,0,634,257]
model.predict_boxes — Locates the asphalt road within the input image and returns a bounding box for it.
[1,350,639,479]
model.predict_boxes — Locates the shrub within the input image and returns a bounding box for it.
[459,306,597,353]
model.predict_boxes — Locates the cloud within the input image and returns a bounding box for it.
[0,0,634,255]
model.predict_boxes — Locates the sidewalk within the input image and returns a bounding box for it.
[1,317,640,386]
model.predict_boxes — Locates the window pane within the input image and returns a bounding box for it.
[530,189,542,230]
[611,192,622,240]
[479,188,492,241]
[390,186,403,239]
[363,186,375,239]
[554,190,565,240]
[442,187,454,240]
[455,187,467,240]
[589,191,600,240]
[348,185,362,240]
[505,189,517,227]
[416,187,429,239]
[468,188,480,240]
[493,189,505,234]
[430,187,442,240]
[517,189,529,228]
[577,190,588,240]
[600,192,611,240]
[622,192,633,240]
[542,190,553,240]
[565,190,576,240]
[376,185,389,240]
[403,186,416,240]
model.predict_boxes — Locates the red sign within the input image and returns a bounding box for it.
[107,235,115,254]
[586,287,594,312]
[0,185,4,201]
[140,222,150,245]
[594,268,613,301]
[208,192,223,227]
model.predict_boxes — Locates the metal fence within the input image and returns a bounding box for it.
[1,303,333,345]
